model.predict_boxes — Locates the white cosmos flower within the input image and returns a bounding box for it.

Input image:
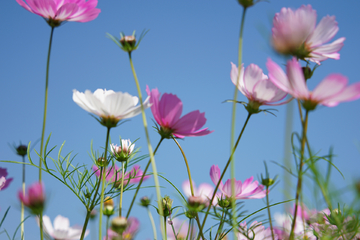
[73,89,150,127]
[42,215,88,240]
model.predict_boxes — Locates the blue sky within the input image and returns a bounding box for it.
[1,0,360,239]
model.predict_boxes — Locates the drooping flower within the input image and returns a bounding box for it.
[41,215,88,240]
[73,89,150,128]
[230,62,288,112]
[267,58,360,110]
[0,168,13,191]
[111,139,135,162]
[16,0,101,27]
[104,217,140,240]
[146,86,213,138]
[271,5,345,64]
[18,182,45,215]
[167,218,196,240]
[92,165,150,185]
[238,221,277,240]
[182,180,217,206]
[210,165,267,200]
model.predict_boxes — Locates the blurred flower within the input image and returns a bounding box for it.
[238,221,276,240]
[167,218,196,240]
[182,180,217,206]
[18,182,45,215]
[104,197,115,216]
[73,89,150,128]
[267,58,360,110]
[230,62,288,113]
[274,212,316,240]
[111,139,135,162]
[92,165,149,185]
[271,5,345,64]
[104,217,139,240]
[161,195,173,217]
[0,167,13,191]
[210,165,267,200]
[15,144,28,157]
[16,0,101,27]
[146,86,213,138]
[42,215,88,240]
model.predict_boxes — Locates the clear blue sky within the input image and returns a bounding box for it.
[1,0,360,239]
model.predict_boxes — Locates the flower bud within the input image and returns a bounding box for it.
[159,196,173,217]
[187,196,206,212]
[111,140,134,163]
[217,196,231,209]
[104,197,115,216]
[16,145,27,157]
[96,157,107,167]
[140,196,151,207]
[302,66,313,80]
[237,0,254,8]
[261,178,275,187]
[111,216,128,234]
[185,210,197,219]
[120,36,136,49]
[328,209,345,225]
[18,182,45,215]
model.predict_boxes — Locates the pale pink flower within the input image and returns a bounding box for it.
[18,182,45,215]
[0,167,13,191]
[16,0,101,24]
[103,217,140,240]
[146,86,213,138]
[238,221,277,240]
[42,215,88,240]
[230,62,287,106]
[267,58,360,109]
[182,180,217,206]
[210,165,267,200]
[92,165,149,185]
[167,218,196,240]
[272,5,345,64]
[111,140,134,156]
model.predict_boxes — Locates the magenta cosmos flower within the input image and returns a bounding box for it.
[272,5,345,64]
[146,86,213,138]
[231,62,288,110]
[210,165,267,200]
[18,182,45,215]
[42,215,88,240]
[0,167,13,191]
[16,0,101,26]
[103,217,139,240]
[92,165,149,185]
[267,58,360,110]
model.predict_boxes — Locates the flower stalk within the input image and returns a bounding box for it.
[119,161,125,217]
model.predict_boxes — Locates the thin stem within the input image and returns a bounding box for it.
[289,110,309,240]
[128,52,165,239]
[199,113,252,238]
[119,161,125,217]
[39,213,44,240]
[266,186,275,240]
[105,216,110,240]
[99,127,111,240]
[230,7,248,239]
[21,156,25,240]
[214,211,225,240]
[147,207,158,240]
[163,216,168,240]
[126,137,164,218]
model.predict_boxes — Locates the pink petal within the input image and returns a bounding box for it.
[312,74,348,103]
[252,78,287,104]
[322,82,360,107]
[172,110,212,137]
[159,93,183,127]
[310,37,345,61]
[267,58,294,95]
[286,58,309,99]
[210,165,223,190]
[55,3,79,21]
[231,63,246,96]
[182,180,194,198]
[307,15,339,48]
[147,86,162,126]
[243,64,264,96]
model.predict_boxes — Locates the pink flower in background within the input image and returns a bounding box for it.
[182,180,217,206]
[103,217,140,240]
[16,0,101,24]
[167,218,195,240]
[42,215,88,240]
[146,86,213,138]
[210,165,267,200]
[93,165,149,185]
[238,221,276,240]
[0,167,13,191]
[18,182,45,215]
[267,58,360,109]
[230,63,288,106]
[271,5,345,64]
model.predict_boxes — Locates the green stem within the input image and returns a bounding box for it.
[119,161,125,217]
[230,7,248,239]
[163,216,168,240]
[289,110,309,240]
[266,186,275,240]
[126,137,164,218]
[147,207,158,240]
[214,211,226,240]
[128,52,165,239]
[99,127,111,240]
[21,156,25,240]
[105,216,110,240]
[39,213,43,240]
[199,113,252,238]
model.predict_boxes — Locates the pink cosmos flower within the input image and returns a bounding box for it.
[272,5,345,64]
[210,165,267,200]
[0,167,13,191]
[18,182,45,215]
[16,0,101,24]
[42,215,88,240]
[238,221,277,240]
[167,218,196,240]
[230,62,288,106]
[267,58,360,109]
[182,180,217,206]
[92,165,150,185]
[103,217,140,240]
[146,86,213,138]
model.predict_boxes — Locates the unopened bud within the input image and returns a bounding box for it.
[218,196,231,209]
[111,217,128,234]
[97,157,107,167]
[16,145,27,157]
[159,196,173,217]
[261,178,275,187]
[104,197,115,216]
[237,0,254,8]
[302,66,313,80]
[140,196,151,207]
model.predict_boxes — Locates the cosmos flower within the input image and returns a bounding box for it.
[73,89,150,128]
[111,139,135,162]
[0,167,13,191]
[271,5,345,64]
[182,180,217,206]
[42,215,88,240]
[146,86,213,138]
[103,217,139,240]
[267,58,360,110]
[92,165,150,185]
[16,0,101,26]
[210,165,267,200]
[18,182,45,215]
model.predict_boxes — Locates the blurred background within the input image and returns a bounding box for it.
[1,0,360,239]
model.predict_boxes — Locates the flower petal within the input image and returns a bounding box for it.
[307,15,338,48]
[311,74,348,103]
[210,165,223,191]
[322,82,360,107]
